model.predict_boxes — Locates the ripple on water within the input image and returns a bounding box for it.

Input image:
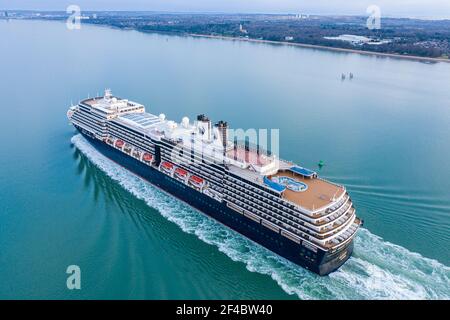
[72,134,450,300]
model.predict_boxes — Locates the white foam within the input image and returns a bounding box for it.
[72,134,450,300]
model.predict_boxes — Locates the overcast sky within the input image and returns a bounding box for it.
[1,0,450,19]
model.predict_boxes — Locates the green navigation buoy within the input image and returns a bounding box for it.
[318,160,325,169]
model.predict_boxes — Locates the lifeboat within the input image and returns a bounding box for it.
[161,161,174,173]
[175,167,188,178]
[106,138,114,145]
[189,175,204,188]
[115,140,124,148]
[143,153,153,162]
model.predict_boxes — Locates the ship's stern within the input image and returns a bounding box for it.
[316,240,354,276]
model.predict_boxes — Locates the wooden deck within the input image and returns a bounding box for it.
[270,170,345,211]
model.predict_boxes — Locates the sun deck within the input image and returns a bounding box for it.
[81,90,145,115]
[269,170,345,212]
[82,97,123,111]
[82,98,100,107]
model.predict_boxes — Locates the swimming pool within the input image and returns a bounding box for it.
[271,176,308,192]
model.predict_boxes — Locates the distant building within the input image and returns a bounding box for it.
[324,34,391,46]
[285,36,294,41]
[294,14,309,19]
[239,24,248,34]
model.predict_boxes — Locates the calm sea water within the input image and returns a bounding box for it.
[0,20,449,299]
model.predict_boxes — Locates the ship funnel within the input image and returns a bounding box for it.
[215,120,228,148]
[197,114,212,141]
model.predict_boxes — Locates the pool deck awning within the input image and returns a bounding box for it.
[290,166,317,178]
[263,176,286,193]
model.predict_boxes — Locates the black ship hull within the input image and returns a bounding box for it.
[76,130,353,276]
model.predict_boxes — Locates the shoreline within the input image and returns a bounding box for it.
[189,33,450,63]
[11,18,450,63]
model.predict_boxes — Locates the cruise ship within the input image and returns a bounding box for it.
[67,89,362,276]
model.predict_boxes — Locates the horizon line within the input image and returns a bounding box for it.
[2,9,450,21]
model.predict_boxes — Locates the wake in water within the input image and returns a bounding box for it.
[71,134,450,299]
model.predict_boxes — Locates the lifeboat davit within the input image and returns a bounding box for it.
[175,168,188,177]
[115,140,124,148]
[133,150,141,158]
[143,153,153,162]
[123,144,132,153]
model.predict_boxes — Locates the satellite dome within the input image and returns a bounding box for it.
[181,117,189,128]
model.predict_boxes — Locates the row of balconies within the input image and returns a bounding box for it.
[189,164,222,184]
[109,130,153,154]
[312,191,348,218]
[225,175,353,232]
[224,179,319,224]
[228,191,358,251]
[224,190,324,239]
[108,123,155,150]
[317,196,351,226]
[320,207,355,236]
[325,216,359,248]
[319,203,353,233]
[72,113,105,132]
[224,185,313,225]
[85,107,107,120]
[71,119,97,136]
[322,208,357,240]
[226,187,357,242]
[108,129,152,150]
[227,196,320,246]
[226,174,344,220]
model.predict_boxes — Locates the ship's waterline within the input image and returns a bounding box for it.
[72,134,450,299]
